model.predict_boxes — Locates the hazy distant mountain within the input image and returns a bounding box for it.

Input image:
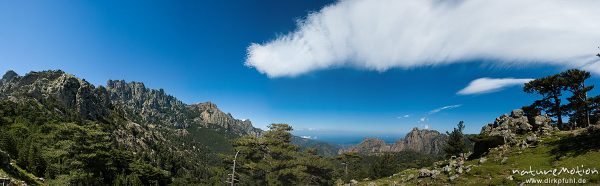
[340,127,448,155]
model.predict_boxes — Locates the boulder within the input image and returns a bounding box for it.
[418,168,433,178]
[511,109,524,118]
[526,134,538,144]
[478,157,487,164]
[518,122,533,133]
[442,165,451,174]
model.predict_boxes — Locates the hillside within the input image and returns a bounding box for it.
[358,110,600,185]
[0,70,337,185]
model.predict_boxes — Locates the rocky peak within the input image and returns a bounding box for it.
[1,70,18,82]
[106,79,190,127]
[340,128,447,155]
[195,101,218,110]
[0,69,263,136]
[402,127,447,155]
[187,102,261,136]
[0,70,109,120]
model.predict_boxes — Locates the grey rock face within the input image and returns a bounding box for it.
[106,80,190,127]
[1,70,18,84]
[339,127,447,155]
[511,109,524,118]
[0,70,263,136]
[188,102,261,136]
[102,80,263,135]
[0,70,110,120]
[481,110,554,144]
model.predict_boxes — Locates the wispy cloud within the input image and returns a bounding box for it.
[418,105,461,123]
[300,135,318,139]
[397,114,410,119]
[246,0,600,77]
[458,78,533,95]
[429,104,462,114]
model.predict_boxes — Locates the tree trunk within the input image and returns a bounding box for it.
[585,82,591,127]
[555,96,563,129]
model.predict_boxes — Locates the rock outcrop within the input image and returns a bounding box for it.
[106,80,191,127]
[480,109,556,145]
[187,102,261,136]
[0,70,111,120]
[0,70,262,136]
[339,127,447,155]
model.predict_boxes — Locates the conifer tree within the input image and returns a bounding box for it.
[524,74,568,128]
[0,132,18,159]
[233,124,333,185]
[561,69,593,128]
[445,121,466,158]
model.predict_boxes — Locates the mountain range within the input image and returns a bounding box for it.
[0,70,343,185]
[339,128,448,156]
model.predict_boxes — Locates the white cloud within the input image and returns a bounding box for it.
[458,78,533,95]
[419,117,427,123]
[429,104,462,114]
[300,135,318,139]
[246,0,600,77]
[397,114,410,119]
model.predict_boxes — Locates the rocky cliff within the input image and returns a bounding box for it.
[0,70,261,136]
[0,70,111,120]
[187,102,262,136]
[340,127,447,155]
[106,80,190,127]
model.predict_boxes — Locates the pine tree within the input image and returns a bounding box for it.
[28,145,47,177]
[335,153,362,183]
[0,132,18,159]
[233,124,333,185]
[445,121,466,158]
[524,74,568,129]
[561,69,593,128]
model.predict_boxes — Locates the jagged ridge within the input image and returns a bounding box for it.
[339,127,447,155]
[0,70,261,136]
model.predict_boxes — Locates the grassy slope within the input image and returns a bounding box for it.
[360,130,600,185]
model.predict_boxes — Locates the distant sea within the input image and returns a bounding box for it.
[293,133,406,147]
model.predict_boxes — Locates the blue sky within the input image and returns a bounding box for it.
[1,0,599,137]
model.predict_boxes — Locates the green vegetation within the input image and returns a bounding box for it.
[525,69,600,129]
[0,99,231,185]
[231,124,335,185]
[331,151,439,183]
[445,121,467,158]
[362,69,600,185]
[362,130,600,185]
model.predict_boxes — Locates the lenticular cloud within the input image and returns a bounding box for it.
[245,0,600,77]
[458,78,533,95]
